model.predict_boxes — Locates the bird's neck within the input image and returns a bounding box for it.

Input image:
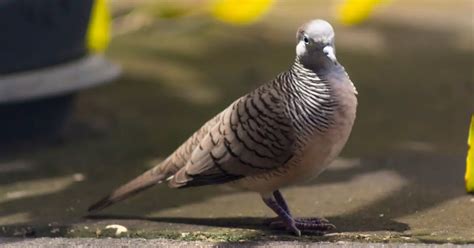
[296,55,344,76]
[279,58,338,144]
[288,57,334,93]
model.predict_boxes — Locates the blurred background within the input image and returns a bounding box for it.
[0,0,472,242]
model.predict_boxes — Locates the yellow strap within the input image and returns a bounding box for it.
[86,0,111,53]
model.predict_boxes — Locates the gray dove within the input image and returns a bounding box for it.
[89,19,358,236]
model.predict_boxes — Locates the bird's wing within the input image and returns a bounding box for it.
[87,82,295,212]
[88,110,228,212]
[153,111,224,178]
[169,83,296,188]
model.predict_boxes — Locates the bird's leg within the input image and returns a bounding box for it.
[264,191,336,234]
[262,190,292,225]
[273,190,291,215]
[261,194,301,236]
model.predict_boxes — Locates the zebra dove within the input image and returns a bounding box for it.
[89,19,358,236]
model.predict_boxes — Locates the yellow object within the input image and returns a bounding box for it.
[211,0,274,25]
[466,115,474,193]
[86,0,111,53]
[337,0,384,25]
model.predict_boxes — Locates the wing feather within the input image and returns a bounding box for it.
[169,83,295,188]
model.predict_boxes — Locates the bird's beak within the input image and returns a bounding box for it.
[323,45,337,63]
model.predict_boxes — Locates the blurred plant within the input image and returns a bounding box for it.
[337,0,388,25]
[110,0,275,35]
[210,0,274,25]
[148,1,195,19]
[110,0,391,35]
[152,0,275,25]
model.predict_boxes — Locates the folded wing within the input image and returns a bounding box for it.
[169,83,296,188]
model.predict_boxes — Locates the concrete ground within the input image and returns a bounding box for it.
[0,0,473,246]
[1,238,473,248]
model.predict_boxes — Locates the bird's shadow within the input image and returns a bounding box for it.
[85,213,409,233]
[86,214,265,230]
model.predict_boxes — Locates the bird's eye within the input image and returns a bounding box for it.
[303,36,310,44]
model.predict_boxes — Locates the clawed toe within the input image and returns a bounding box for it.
[267,217,336,234]
[261,192,335,236]
[296,217,330,223]
[294,218,336,231]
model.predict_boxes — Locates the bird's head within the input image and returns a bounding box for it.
[296,19,338,71]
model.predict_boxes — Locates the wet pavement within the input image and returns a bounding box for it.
[0,0,473,244]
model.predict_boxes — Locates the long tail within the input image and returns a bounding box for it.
[88,167,166,213]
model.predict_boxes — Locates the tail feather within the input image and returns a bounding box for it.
[88,168,165,212]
